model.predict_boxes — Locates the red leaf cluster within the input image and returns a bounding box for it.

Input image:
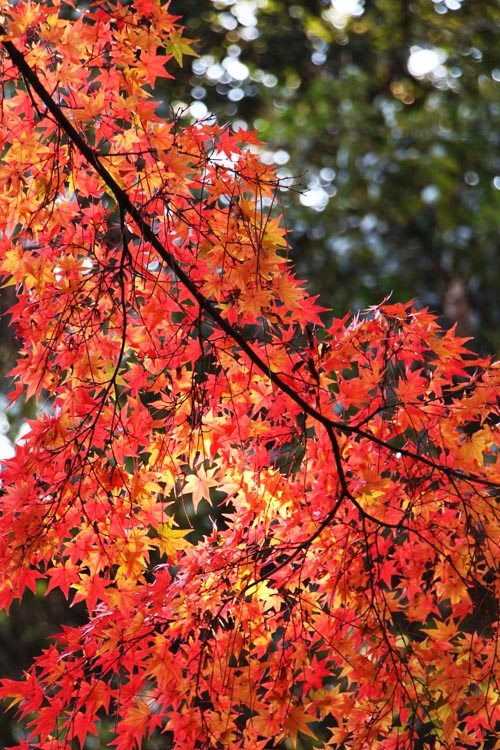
[0,3,498,749]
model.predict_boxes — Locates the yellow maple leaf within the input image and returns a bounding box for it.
[165,30,199,67]
[457,428,491,468]
[156,518,190,558]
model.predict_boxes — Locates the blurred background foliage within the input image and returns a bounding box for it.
[1,0,500,746]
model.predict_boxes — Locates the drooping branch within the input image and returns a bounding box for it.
[1,33,498,496]
[0,8,499,750]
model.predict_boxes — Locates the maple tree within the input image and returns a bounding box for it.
[0,2,499,749]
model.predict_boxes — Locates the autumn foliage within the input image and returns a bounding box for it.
[0,2,498,749]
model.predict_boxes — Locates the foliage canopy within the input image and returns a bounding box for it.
[0,2,499,749]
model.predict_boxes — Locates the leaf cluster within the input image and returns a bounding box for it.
[0,3,498,750]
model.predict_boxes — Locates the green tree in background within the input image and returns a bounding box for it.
[168,0,500,350]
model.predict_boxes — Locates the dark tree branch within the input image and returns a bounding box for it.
[2,34,499,494]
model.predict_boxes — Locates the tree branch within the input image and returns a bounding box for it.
[2,34,498,493]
